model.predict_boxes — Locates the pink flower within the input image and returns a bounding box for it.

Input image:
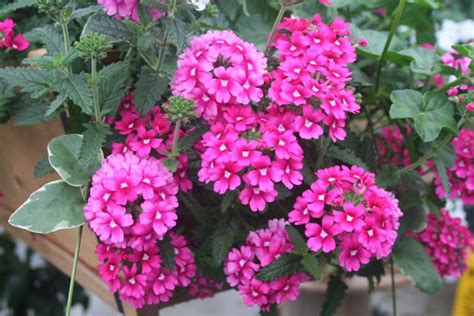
[224,246,259,286]
[243,155,282,192]
[272,158,303,189]
[223,105,257,132]
[294,105,324,140]
[338,236,371,272]
[239,185,278,212]
[91,203,133,244]
[231,139,262,167]
[305,216,341,253]
[120,264,147,299]
[206,66,245,103]
[333,202,365,232]
[139,200,177,238]
[213,162,243,194]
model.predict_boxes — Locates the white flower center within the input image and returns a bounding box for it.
[242,151,250,158]
[318,194,325,201]
[305,119,313,128]
[155,212,162,220]
[224,171,231,178]
[350,250,357,256]
[320,230,328,238]
[293,90,301,98]
[221,79,228,87]
[278,139,286,146]
[219,144,227,151]
[109,264,115,271]
[260,168,267,176]
[290,45,297,51]
[110,220,117,228]
[128,278,136,285]
[143,138,150,144]
[143,178,151,184]
[346,215,353,222]
[120,182,128,189]
[367,229,374,237]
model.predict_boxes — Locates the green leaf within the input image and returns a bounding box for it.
[83,14,137,44]
[164,16,188,53]
[452,44,474,59]
[177,125,208,152]
[133,67,168,115]
[22,56,56,70]
[162,158,179,173]
[98,62,130,115]
[398,47,438,75]
[25,26,65,55]
[210,224,236,266]
[326,146,369,170]
[256,254,302,281]
[434,158,451,198]
[79,122,111,165]
[376,164,400,188]
[390,90,457,142]
[236,14,273,50]
[48,134,103,187]
[0,0,35,16]
[157,235,176,271]
[350,24,404,58]
[320,275,348,316]
[45,94,66,117]
[53,74,95,115]
[220,190,237,214]
[8,180,85,234]
[71,6,101,19]
[285,225,307,251]
[34,155,55,178]
[216,0,243,21]
[11,96,53,126]
[393,237,442,294]
[0,67,49,97]
[302,254,321,280]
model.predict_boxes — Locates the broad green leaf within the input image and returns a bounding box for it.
[133,67,169,115]
[25,26,65,54]
[71,6,101,19]
[157,235,176,271]
[376,164,400,188]
[8,180,85,233]
[216,0,243,21]
[45,94,66,117]
[350,25,404,58]
[398,47,438,75]
[53,74,95,115]
[392,237,442,294]
[11,96,53,126]
[164,16,188,53]
[48,134,103,187]
[220,190,237,214]
[256,254,302,281]
[236,14,272,50]
[163,158,179,173]
[452,44,474,59]
[34,155,54,178]
[390,90,457,142]
[98,62,130,115]
[79,122,111,165]
[302,254,321,280]
[434,158,451,198]
[285,225,307,251]
[83,14,137,43]
[0,0,35,16]
[0,67,49,97]
[326,146,369,170]
[210,224,236,266]
[321,275,348,316]
[177,125,208,152]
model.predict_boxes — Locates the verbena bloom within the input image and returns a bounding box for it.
[96,232,196,308]
[289,165,402,272]
[0,18,29,51]
[376,125,412,167]
[172,30,267,122]
[434,129,474,204]
[98,0,165,21]
[224,219,309,311]
[414,210,474,277]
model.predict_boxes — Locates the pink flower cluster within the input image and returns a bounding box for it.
[96,232,196,308]
[198,106,305,212]
[0,19,29,51]
[188,273,224,299]
[171,30,267,122]
[85,152,179,245]
[224,219,309,311]
[98,0,164,22]
[435,129,474,205]
[268,14,360,142]
[376,125,411,167]
[415,210,473,277]
[289,165,402,272]
[112,94,193,192]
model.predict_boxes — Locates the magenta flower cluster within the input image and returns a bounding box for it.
[269,14,360,142]
[224,219,309,311]
[0,18,29,51]
[197,106,305,212]
[376,125,412,167]
[289,165,402,272]
[435,129,474,205]
[97,0,164,22]
[171,30,267,122]
[415,209,473,277]
[188,273,224,299]
[96,232,196,307]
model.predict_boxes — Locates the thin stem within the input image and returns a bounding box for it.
[374,0,406,95]
[265,3,287,54]
[65,225,83,316]
[171,120,181,156]
[316,136,331,169]
[90,55,102,122]
[390,257,397,316]
[156,29,169,74]
[61,21,70,54]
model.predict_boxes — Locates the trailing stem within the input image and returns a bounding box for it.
[265,3,287,54]
[390,257,397,316]
[374,0,407,95]
[65,225,84,316]
[90,55,102,122]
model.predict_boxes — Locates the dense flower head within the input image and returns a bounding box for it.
[112,93,194,192]
[434,129,474,204]
[171,30,267,122]
[224,219,309,311]
[414,210,473,277]
[198,107,304,212]
[85,151,179,245]
[0,18,29,51]
[268,14,360,142]
[98,0,165,22]
[188,273,224,299]
[376,125,411,167]
[288,165,402,272]
[96,232,196,308]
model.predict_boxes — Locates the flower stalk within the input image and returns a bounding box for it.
[65,225,83,316]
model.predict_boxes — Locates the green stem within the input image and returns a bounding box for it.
[156,29,169,74]
[60,21,70,54]
[171,120,181,156]
[90,55,101,122]
[65,225,83,316]
[265,3,287,54]
[374,0,406,95]
[390,257,397,316]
